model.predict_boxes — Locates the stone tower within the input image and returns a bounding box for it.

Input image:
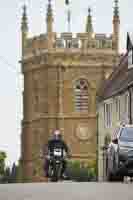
[21,0,120,181]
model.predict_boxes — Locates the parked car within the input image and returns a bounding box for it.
[106,124,133,181]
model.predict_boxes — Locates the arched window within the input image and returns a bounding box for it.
[74,79,89,112]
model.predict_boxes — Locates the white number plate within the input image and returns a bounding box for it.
[54,149,62,156]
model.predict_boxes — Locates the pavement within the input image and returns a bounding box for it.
[0,182,133,200]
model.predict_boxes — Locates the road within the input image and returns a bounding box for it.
[0,182,133,200]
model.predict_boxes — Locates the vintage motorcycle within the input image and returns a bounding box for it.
[48,148,67,182]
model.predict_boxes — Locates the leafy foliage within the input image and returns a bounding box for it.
[65,160,97,182]
[0,151,21,183]
[0,151,6,181]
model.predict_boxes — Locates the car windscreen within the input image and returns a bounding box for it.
[120,127,133,141]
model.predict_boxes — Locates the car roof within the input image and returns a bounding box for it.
[112,125,133,140]
[121,124,133,128]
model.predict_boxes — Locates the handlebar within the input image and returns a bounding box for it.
[45,154,70,160]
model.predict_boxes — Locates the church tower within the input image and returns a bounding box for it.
[20,0,120,182]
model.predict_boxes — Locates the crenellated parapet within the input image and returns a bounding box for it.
[21,0,120,59]
[24,34,48,56]
[23,32,114,59]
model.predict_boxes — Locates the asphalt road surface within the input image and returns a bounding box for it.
[0,182,133,200]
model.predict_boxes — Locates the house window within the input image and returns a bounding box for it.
[116,98,121,121]
[131,88,133,123]
[104,103,112,128]
[74,79,89,112]
[125,94,129,117]
[128,49,133,69]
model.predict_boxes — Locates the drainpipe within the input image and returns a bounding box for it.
[128,86,132,124]
[96,112,99,181]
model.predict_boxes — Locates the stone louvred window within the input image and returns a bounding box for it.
[74,79,89,112]
[33,84,38,112]
[33,73,39,113]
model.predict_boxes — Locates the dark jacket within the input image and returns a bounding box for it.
[46,138,69,156]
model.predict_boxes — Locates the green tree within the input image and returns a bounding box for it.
[66,160,97,182]
[0,151,7,182]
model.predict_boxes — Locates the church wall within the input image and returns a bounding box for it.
[63,117,97,158]
[21,55,115,181]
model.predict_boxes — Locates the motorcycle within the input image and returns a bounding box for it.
[48,148,66,182]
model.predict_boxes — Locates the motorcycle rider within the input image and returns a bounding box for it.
[43,129,70,178]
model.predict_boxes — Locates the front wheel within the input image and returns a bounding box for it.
[52,163,62,182]
[51,176,58,182]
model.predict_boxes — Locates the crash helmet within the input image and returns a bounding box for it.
[53,129,62,140]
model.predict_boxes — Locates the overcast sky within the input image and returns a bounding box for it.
[0,0,133,166]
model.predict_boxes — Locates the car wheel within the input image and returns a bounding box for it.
[115,175,124,182]
[109,159,124,182]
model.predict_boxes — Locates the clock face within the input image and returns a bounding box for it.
[76,124,91,141]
